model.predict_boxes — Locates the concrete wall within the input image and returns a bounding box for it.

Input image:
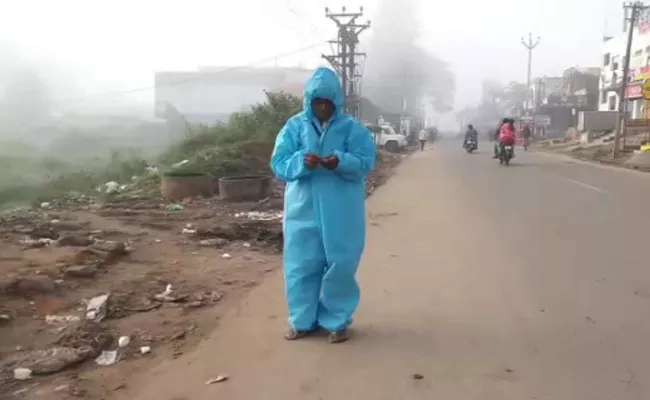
[577,111,617,132]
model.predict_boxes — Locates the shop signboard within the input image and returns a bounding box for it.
[626,84,643,99]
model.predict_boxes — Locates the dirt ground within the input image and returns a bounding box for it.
[0,149,408,400]
[0,195,284,399]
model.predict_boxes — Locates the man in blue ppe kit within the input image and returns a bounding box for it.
[270,67,376,344]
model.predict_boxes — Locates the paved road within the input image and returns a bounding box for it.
[127,141,650,400]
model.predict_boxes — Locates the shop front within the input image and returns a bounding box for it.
[519,114,552,138]
[625,84,645,119]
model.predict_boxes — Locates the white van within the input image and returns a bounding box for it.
[365,123,407,153]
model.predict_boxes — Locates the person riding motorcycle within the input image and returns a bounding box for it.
[463,124,478,149]
[496,119,516,159]
[493,118,509,158]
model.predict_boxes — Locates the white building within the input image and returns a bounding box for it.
[599,19,650,119]
[155,66,313,124]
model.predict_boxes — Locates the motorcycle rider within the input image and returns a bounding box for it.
[493,118,509,158]
[463,124,478,149]
[496,118,516,159]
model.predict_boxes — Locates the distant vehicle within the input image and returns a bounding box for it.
[365,123,408,153]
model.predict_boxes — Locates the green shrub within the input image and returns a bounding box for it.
[158,91,301,177]
[0,91,302,208]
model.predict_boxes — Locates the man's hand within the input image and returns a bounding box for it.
[304,153,322,170]
[321,155,339,170]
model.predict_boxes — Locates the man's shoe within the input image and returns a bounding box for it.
[284,327,316,341]
[327,329,349,344]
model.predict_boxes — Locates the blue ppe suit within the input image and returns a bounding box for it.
[270,67,376,332]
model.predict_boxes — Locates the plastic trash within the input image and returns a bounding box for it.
[199,238,228,247]
[14,368,32,380]
[234,211,283,221]
[86,294,109,322]
[40,202,51,209]
[221,253,232,259]
[166,204,184,212]
[155,284,173,301]
[140,346,151,355]
[172,160,190,169]
[118,336,130,348]
[104,182,120,194]
[95,350,119,366]
[38,238,56,247]
[45,315,81,324]
[205,375,229,384]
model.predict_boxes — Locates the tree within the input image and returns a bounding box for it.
[363,0,455,114]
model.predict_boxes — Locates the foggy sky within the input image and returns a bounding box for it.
[0,0,622,109]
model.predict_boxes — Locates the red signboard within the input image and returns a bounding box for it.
[626,84,643,99]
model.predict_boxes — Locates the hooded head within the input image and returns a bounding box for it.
[303,67,344,122]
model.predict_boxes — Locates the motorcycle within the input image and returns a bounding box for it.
[463,139,477,153]
[499,144,514,166]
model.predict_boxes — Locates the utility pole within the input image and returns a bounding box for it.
[613,2,648,158]
[322,6,370,118]
[521,33,541,112]
[521,33,541,136]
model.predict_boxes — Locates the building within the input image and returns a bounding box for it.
[599,19,650,119]
[530,76,563,110]
[154,66,313,124]
[560,67,600,110]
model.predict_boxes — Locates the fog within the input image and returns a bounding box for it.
[0,0,622,125]
[363,0,455,116]
[0,0,626,198]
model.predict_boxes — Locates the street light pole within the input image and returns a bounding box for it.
[613,2,648,158]
[521,33,541,102]
[521,33,540,134]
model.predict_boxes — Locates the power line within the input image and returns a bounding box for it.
[19,40,329,109]
[286,0,322,37]
[261,0,321,43]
